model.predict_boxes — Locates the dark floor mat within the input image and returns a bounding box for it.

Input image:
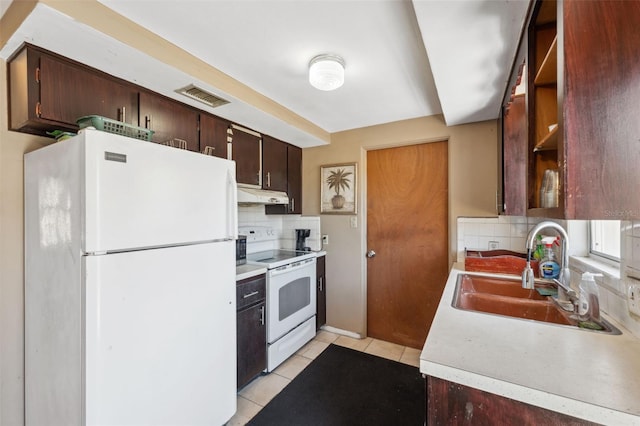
[246,343,425,426]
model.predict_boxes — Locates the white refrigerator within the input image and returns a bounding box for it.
[24,129,238,425]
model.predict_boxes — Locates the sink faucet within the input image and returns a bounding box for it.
[522,221,575,311]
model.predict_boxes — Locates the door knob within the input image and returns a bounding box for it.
[366,250,376,258]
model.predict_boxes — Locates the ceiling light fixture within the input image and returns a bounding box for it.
[309,54,345,91]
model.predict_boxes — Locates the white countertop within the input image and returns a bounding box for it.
[235,264,267,281]
[420,263,640,425]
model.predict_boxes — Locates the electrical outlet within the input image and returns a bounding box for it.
[629,284,640,317]
[322,234,329,245]
[350,216,357,228]
[488,241,499,250]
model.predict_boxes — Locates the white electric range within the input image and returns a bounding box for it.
[240,226,317,371]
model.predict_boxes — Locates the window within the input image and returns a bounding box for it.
[589,220,620,261]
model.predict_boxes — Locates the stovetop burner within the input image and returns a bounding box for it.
[239,226,317,269]
[247,249,316,269]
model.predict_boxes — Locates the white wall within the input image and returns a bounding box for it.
[0,58,51,426]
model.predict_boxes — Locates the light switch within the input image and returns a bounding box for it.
[350,216,357,228]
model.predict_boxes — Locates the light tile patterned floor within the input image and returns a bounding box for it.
[228,331,422,425]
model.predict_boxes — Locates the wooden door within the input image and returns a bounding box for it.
[366,142,448,349]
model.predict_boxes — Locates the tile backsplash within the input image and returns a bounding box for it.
[238,205,283,229]
[457,216,640,338]
[282,216,322,251]
[455,216,568,262]
[457,216,528,261]
[238,204,322,251]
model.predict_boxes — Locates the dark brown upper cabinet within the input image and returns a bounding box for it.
[265,144,302,215]
[199,113,230,159]
[559,0,640,219]
[7,44,308,202]
[231,125,262,187]
[139,91,199,152]
[262,135,288,192]
[502,93,527,216]
[287,145,303,214]
[507,0,640,220]
[8,44,137,136]
[500,48,528,217]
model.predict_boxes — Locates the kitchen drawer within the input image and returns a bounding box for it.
[236,274,266,311]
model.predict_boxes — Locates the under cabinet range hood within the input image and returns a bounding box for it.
[237,187,289,205]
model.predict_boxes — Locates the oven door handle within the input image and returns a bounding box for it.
[270,258,315,276]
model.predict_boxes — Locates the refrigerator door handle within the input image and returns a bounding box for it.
[227,169,238,240]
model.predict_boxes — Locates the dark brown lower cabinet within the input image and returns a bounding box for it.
[237,302,266,389]
[316,255,326,330]
[426,376,597,425]
[236,275,266,390]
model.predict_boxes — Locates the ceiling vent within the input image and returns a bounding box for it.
[176,85,230,108]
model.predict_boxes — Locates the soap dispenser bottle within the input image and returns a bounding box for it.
[578,272,603,321]
[539,237,560,279]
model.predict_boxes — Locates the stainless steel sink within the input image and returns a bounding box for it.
[452,273,621,334]
[456,273,549,300]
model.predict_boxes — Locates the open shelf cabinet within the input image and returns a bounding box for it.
[527,0,561,213]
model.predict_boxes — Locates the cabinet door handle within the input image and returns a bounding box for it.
[319,276,323,292]
[145,115,152,130]
[266,172,271,188]
[243,290,259,299]
[290,198,295,212]
[259,305,265,325]
[120,106,126,124]
[256,172,260,185]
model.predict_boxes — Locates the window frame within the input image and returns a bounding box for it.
[588,220,621,263]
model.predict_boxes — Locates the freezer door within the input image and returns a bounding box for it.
[82,129,237,253]
[83,241,236,425]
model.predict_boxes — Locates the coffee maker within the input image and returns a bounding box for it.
[295,229,311,251]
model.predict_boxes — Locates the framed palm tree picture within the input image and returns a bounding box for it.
[321,162,357,214]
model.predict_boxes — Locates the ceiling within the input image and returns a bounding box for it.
[0,0,530,147]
